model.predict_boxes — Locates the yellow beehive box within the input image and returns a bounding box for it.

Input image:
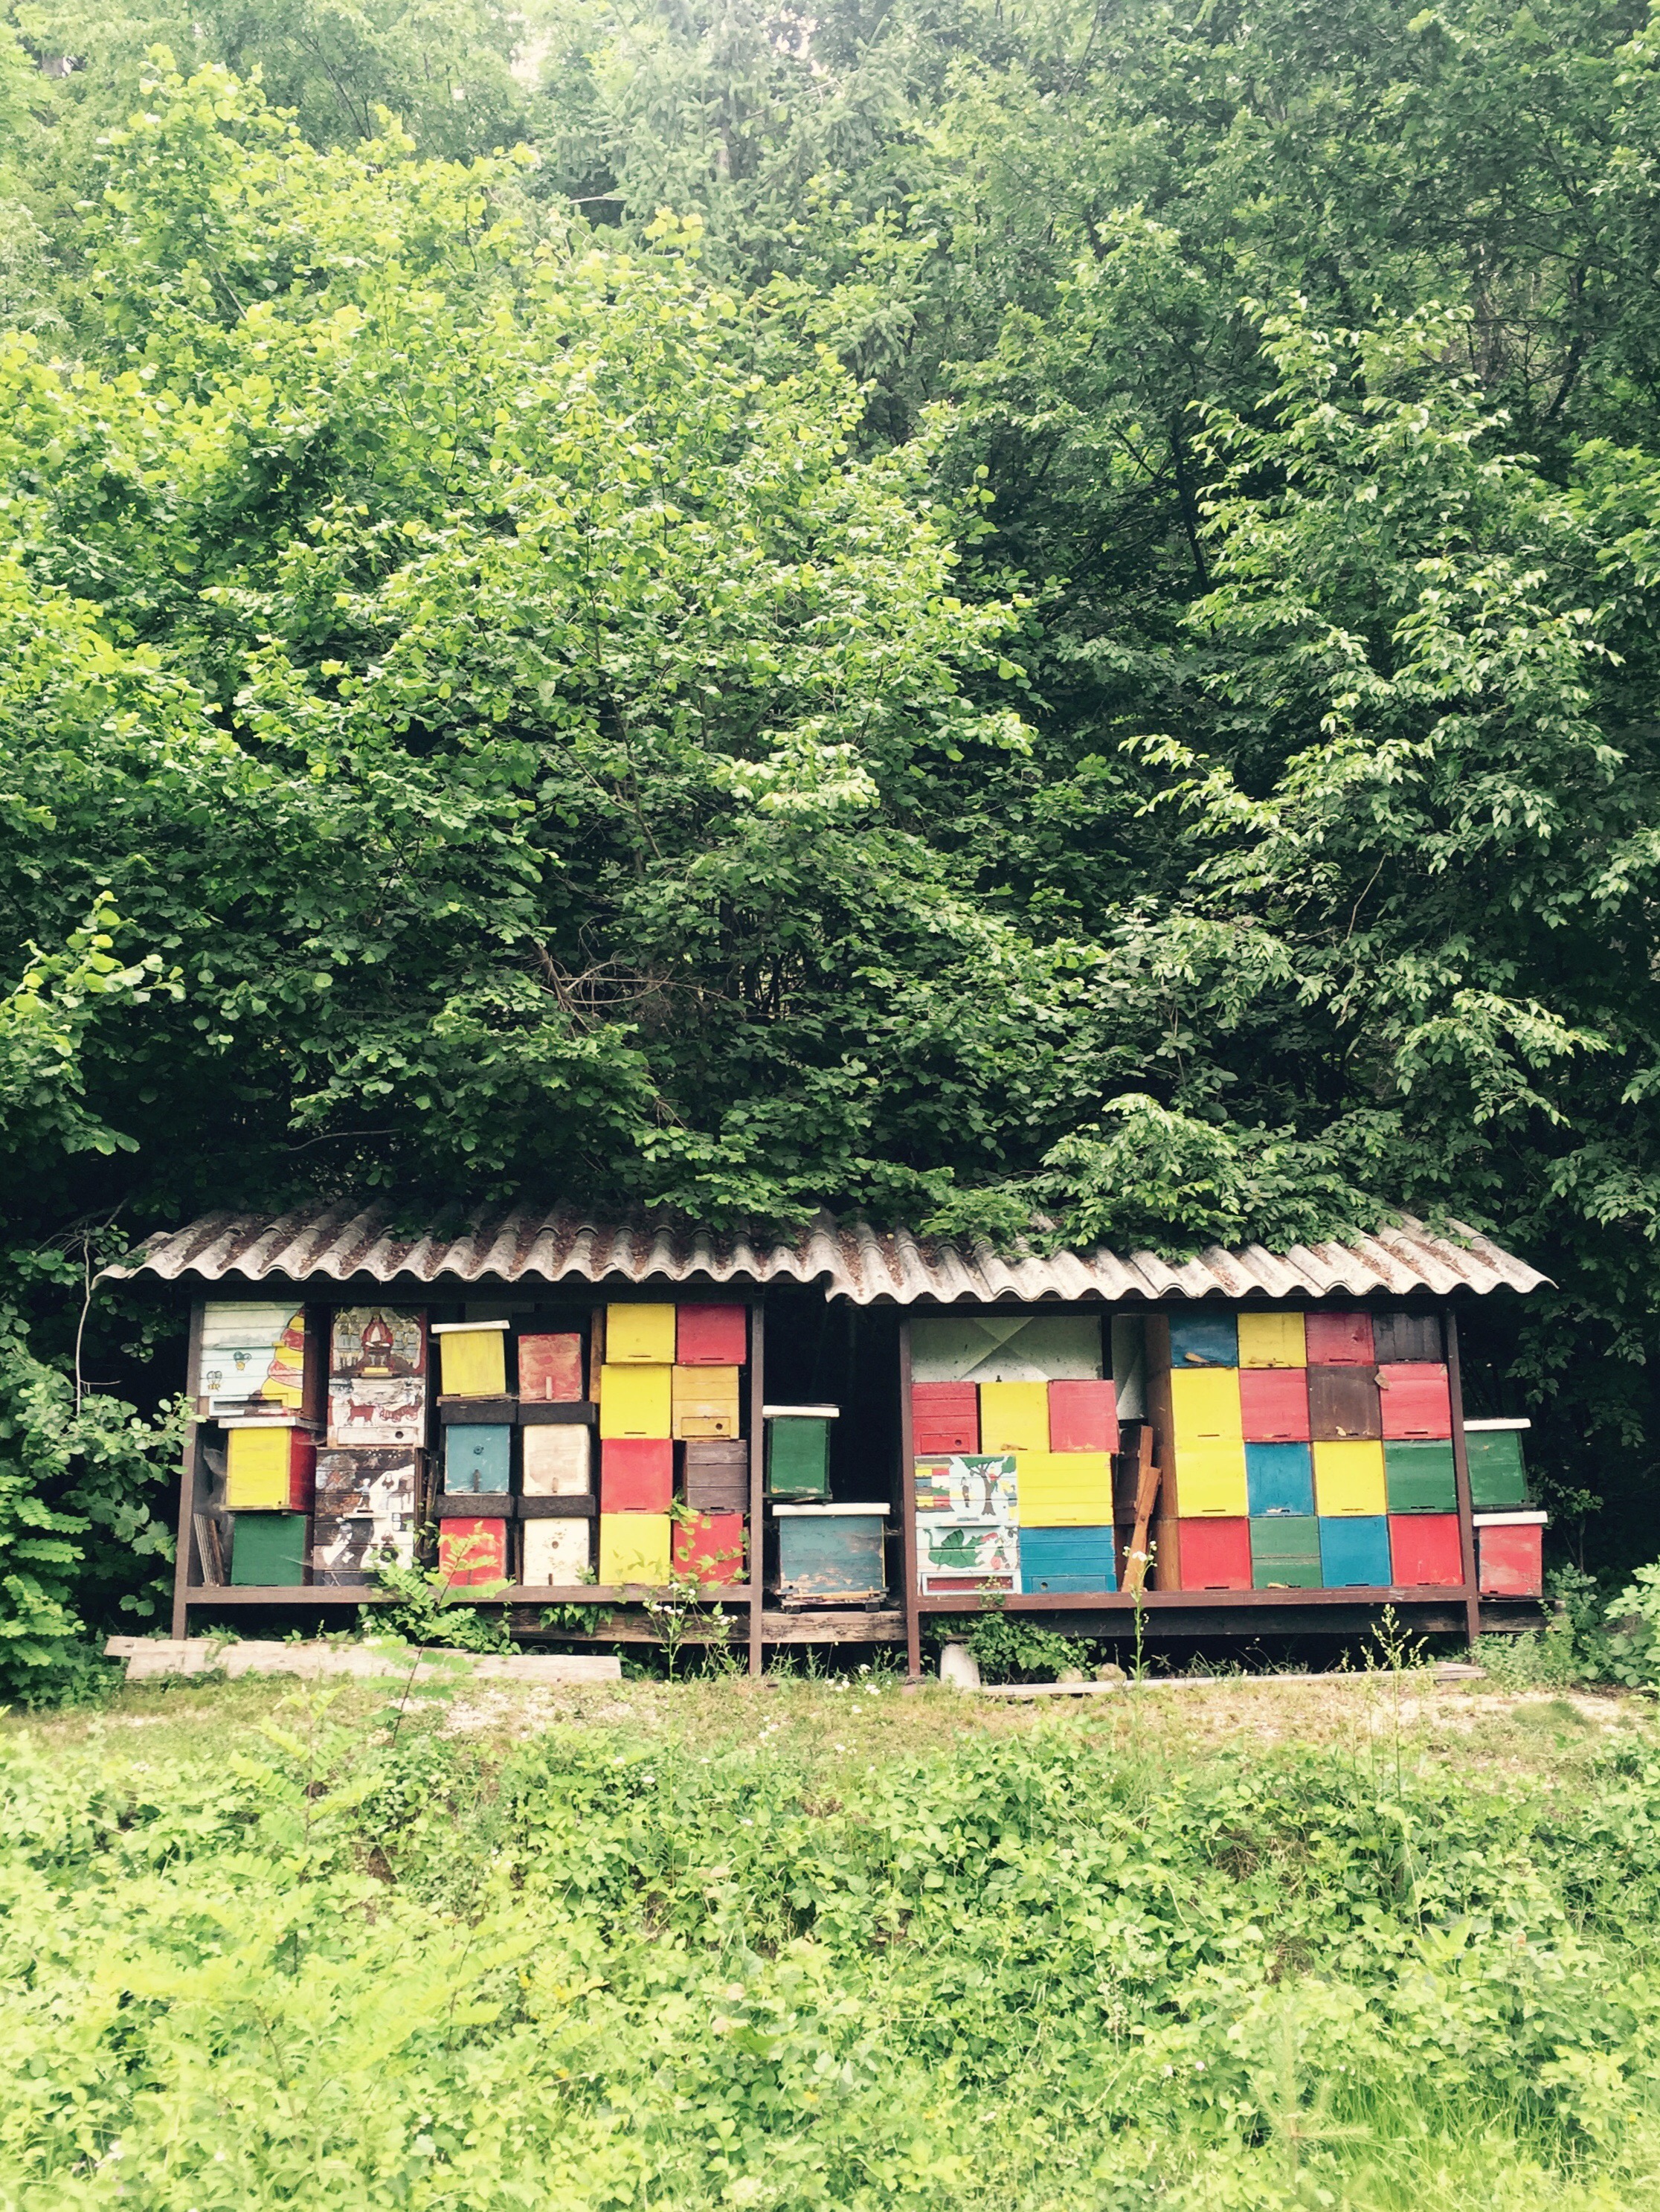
[437,1327,506,1397]
[1236,1311,1307,1369]
[597,1364,672,1438]
[979,1381,1049,1455]
[1170,1367,1244,1448]
[1313,1440,1386,1517]
[672,1365,741,1440]
[1016,1450,1113,1526]
[224,1424,311,1511]
[605,1305,677,1364]
[1172,1441,1248,1517]
[599,1511,670,1587]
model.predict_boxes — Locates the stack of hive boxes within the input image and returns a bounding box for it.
[912,1370,1119,1592]
[1467,1418,1543,1595]
[1148,1309,1465,1590]
[313,1308,425,1584]
[518,1329,596,1586]
[432,1322,599,1586]
[205,1302,318,1587]
[599,1303,748,1589]
[434,1320,516,1586]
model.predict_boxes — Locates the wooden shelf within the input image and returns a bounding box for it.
[916,1584,1479,1613]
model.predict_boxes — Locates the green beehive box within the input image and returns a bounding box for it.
[1464,1424,1528,1509]
[1249,1514,1321,1589]
[765,1405,834,1500]
[1385,1440,1457,1514]
[230,1511,309,1586]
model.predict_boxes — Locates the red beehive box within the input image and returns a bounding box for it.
[1178,1517,1252,1590]
[437,1518,508,1586]
[911,1383,979,1456]
[1377,1363,1452,1441]
[1477,1516,1544,1597]
[1305,1311,1375,1365]
[1389,1513,1462,1587]
[1048,1379,1119,1454]
[677,1305,747,1366]
[672,1511,747,1586]
[1238,1369,1310,1443]
[517,1333,585,1402]
[601,1438,674,1514]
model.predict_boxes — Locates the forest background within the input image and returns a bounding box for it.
[0,0,1656,1691]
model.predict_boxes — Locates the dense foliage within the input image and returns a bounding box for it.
[8,1686,1660,2206]
[3,0,1660,1669]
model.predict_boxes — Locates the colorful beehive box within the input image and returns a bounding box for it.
[1371,1311,1443,1363]
[224,1423,316,1511]
[671,1364,741,1440]
[764,1407,835,1499]
[1171,1366,1244,1446]
[1389,1513,1463,1587]
[1017,1450,1112,1526]
[521,1424,591,1496]
[684,1439,750,1513]
[1245,1441,1315,1518]
[1307,1366,1381,1441]
[911,1383,979,1455]
[326,1373,426,1448]
[1168,1313,1238,1368]
[1238,1368,1310,1442]
[979,1380,1049,1454]
[310,1514,415,1586]
[1249,1514,1321,1589]
[1019,1525,1116,1593]
[443,1424,511,1494]
[1178,1517,1251,1589]
[331,1307,425,1381]
[598,1364,672,1439]
[1236,1311,1306,1368]
[601,1438,673,1514]
[914,1453,1018,1523]
[522,1518,592,1585]
[1313,1439,1386,1517]
[1384,1440,1457,1514]
[1476,1511,1545,1596]
[676,1305,747,1366]
[1318,1514,1391,1586]
[1048,1378,1118,1453]
[437,1517,508,1586]
[1463,1420,1529,1508]
[434,1322,509,1398]
[599,1512,671,1586]
[917,1521,1019,1595]
[773,1505,888,1603]
[1173,1441,1249,1517]
[517,1333,584,1402]
[605,1305,676,1364]
[1304,1311,1374,1365]
[201,1302,310,1419]
[229,1511,309,1586]
[672,1512,746,1586]
[1377,1363,1452,1440]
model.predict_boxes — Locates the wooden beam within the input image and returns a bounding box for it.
[170,1299,205,1638]
[748,1299,765,1678]
[898,1315,920,1681]
[1444,1310,1483,1652]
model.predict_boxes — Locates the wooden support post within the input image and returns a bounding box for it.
[1123,1425,1160,1595]
[170,1299,206,1639]
[899,1316,921,1682]
[747,1299,765,1679]
[1445,1310,1482,1653]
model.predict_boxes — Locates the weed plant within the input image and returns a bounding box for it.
[7,1685,1660,2207]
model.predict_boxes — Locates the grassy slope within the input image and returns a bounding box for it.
[4,1669,1660,2209]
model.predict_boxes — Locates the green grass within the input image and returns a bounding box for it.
[4,1669,1660,2208]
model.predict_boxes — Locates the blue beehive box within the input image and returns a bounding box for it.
[1168,1313,1239,1369]
[1018,1525,1116,1594]
[444,1424,512,1494]
[1318,1515,1391,1587]
[1246,1442,1315,1517]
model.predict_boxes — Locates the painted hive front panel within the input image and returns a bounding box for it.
[443,1424,512,1494]
[605,1305,676,1364]
[597,1364,672,1439]
[201,1303,309,1419]
[521,1424,591,1496]
[517,1333,584,1402]
[914,1453,1018,1524]
[1177,1517,1251,1589]
[331,1308,426,1382]
[600,1438,673,1514]
[1236,1311,1306,1368]
[230,1512,309,1586]
[1377,1363,1452,1440]
[671,1365,741,1439]
[1304,1311,1374,1365]
[910,1383,979,1455]
[978,1381,1050,1454]
[1371,1311,1443,1363]
[1019,1525,1115,1593]
[1465,1426,1528,1508]
[599,1512,671,1586]
[1238,1368,1310,1443]
[327,1375,426,1448]
[1383,1440,1456,1514]
[1389,1514,1462,1587]
[437,1329,506,1398]
[1318,1515,1391,1586]
[1016,1451,1111,1526]
[775,1513,886,1601]
[672,1512,746,1585]
[437,1518,507,1586]
[1245,1442,1315,1518]
[1168,1313,1238,1369]
[1172,1441,1249,1517]
[1047,1379,1118,1453]
[766,1418,831,1499]
[1313,1439,1386,1517]
[917,1521,1019,1593]
[676,1305,747,1367]
[1308,1366,1382,1441]
[522,1518,592,1585]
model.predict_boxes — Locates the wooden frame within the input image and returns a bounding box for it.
[1444,1310,1483,1650]
[170,1299,206,1637]
[899,1316,920,1680]
[747,1297,765,1676]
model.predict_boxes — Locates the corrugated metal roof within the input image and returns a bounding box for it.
[112,1203,1550,1305]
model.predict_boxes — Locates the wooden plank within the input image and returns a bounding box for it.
[170,1299,206,1638]
[1444,1311,1482,1650]
[899,1316,920,1680]
[748,1298,765,1678]
[1123,1424,1159,1593]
